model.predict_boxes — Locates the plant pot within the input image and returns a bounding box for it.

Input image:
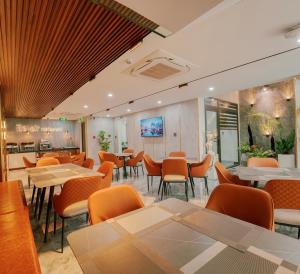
[241,153,248,166]
[277,154,295,168]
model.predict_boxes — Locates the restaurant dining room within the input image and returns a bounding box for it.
[1,0,300,273]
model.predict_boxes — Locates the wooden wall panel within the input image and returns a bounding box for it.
[0,0,157,118]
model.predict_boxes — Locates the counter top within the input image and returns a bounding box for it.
[7,147,80,154]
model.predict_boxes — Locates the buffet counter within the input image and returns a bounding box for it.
[7,147,80,170]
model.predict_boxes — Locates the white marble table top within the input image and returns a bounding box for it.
[26,163,104,188]
[236,166,300,182]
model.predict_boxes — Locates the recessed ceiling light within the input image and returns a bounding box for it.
[209,87,214,91]
[107,93,113,97]
[83,105,88,109]
[297,38,300,43]
[106,114,110,118]
[157,100,162,104]
[263,86,267,91]
[127,109,131,112]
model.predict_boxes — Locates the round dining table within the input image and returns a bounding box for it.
[115,152,133,178]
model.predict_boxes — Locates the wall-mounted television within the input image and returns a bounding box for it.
[140,116,163,137]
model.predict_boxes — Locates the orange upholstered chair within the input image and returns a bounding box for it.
[53,176,102,252]
[98,150,105,164]
[143,154,162,192]
[55,155,72,164]
[168,151,186,157]
[97,161,114,189]
[126,151,144,176]
[102,152,124,180]
[88,185,144,225]
[265,180,300,238]
[71,152,86,166]
[36,157,60,167]
[82,158,94,169]
[215,161,250,186]
[43,152,60,158]
[206,184,274,230]
[189,154,212,195]
[162,159,190,201]
[247,157,279,168]
[23,157,36,188]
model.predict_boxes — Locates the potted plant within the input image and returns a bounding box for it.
[239,143,251,165]
[247,147,276,158]
[276,129,295,168]
[98,130,111,152]
[121,141,128,151]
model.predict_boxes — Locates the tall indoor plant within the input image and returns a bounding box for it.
[98,130,111,152]
[276,129,295,168]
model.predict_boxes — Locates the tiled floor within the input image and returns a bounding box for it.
[7,166,300,274]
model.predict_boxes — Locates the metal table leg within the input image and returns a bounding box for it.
[43,186,54,243]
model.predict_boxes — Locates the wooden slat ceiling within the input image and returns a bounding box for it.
[0,0,158,118]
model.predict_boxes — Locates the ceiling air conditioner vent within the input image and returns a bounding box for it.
[124,50,192,80]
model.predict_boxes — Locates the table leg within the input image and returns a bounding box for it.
[44,186,54,243]
[38,187,46,221]
[123,158,128,178]
[34,188,41,218]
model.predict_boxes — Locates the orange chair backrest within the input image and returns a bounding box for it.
[190,154,212,177]
[128,151,144,165]
[214,161,236,184]
[98,151,105,164]
[206,184,274,230]
[102,153,122,167]
[88,185,144,225]
[97,161,114,189]
[55,155,72,164]
[168,151,186,157]
[72,152,86,166]
[23,157,36,168]
[247,157,279,168]
[143,154,162,176]
[82,158,94,169]
[123,148,134,153]
[36,157,60,167]
[43,152,60,158]
[162,159,188,179]
[55,176,102,216]
[264,180,300,210]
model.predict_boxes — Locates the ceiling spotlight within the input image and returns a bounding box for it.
[107,93,113,97]
[263,86,267,91]
[157,100,162,104]
[127,109,131,112]
[83,105,88,109]
[106,114,110,118]
[297,38,300,43]
[209,87,215,91]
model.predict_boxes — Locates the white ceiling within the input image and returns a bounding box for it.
[47,0,300,120]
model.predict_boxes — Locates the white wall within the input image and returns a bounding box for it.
[125,99,199,160]
[86,117,114,164]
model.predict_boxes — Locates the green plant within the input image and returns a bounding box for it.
[275,129,295,155]
[98,130,111,152]
[121,141,128,148]
[247,147,276,158]
[239,144,251,154]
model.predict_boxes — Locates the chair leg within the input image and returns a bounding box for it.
[151,176,153,186]
[298,227,300,239]
[147,176,149,192]
[28,176,31,188]
[190,178,195,198]
[61,218,65,253]
[54,212,57,235]
[160,182,165,200]
[185,181,189,201]
[158,177,162,195]
[137,166,139,176]
[142,165,144,175]
[86,213,89,224]
[31,185,36,206]
[204,176,209,195]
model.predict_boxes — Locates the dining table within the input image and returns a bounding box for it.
[68,198,300,273]
[26,163,104,242]
[236,166,300,185]
[115,152,133,178]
